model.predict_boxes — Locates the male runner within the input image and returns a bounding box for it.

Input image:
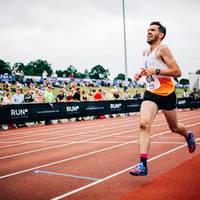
[129,21,196,176]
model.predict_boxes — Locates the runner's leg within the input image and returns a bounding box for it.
[139,100,158,154]
[129,100,158,176]
[163,109,187,137]
[163,109,196,153]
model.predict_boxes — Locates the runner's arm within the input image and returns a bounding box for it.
[141,46,182,77]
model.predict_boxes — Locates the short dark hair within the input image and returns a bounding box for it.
[150,21,166,40]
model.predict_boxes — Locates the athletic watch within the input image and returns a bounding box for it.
[156,68,161,75]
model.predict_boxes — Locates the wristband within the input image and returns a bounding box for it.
[156,69,161,75]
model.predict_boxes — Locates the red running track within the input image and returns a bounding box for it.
[0,109,199,200]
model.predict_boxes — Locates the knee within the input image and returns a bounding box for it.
[140,120,150,131]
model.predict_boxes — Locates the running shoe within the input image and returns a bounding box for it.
[186,132,196,153]
[129,163,148,176]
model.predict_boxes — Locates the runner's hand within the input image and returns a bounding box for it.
[141,67,156,76]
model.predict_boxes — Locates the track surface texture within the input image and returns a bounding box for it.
[0,109,199,200]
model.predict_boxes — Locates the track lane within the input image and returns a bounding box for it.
[0,110,199,200]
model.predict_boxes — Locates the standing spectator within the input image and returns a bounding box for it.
[13,88,24,104]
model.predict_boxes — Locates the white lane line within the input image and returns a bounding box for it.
[0,116,197,160]
[0,123,133,149]
[0,111,195,141]
[0,128,140,160]
[0,121,172,160]
[0,110,191,136]
[0,129,170,179]
[0,141,136,179]
[0,141,192,144]
[0,122,199,179]
[51,138,200,200]
[0,116,131,136]
[34,170,100,181]
[0,119,134,142]
[1,115,199,159]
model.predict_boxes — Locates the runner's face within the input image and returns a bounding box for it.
[147,25,161,44]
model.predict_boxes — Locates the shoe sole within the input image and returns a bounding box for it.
[129,171,148,176]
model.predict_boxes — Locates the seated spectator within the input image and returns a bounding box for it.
[44,86,55,125]
[94,89,103,101]
[2,91,15,130]
[2,82,10,92]
[66,91,74,102]
[44,86,55,103]
[13,88,24,104]
[133,90,141,99]
[189,88,198,100]
[3,91,13,105]
[123,89,132,100]
[81,90,88,101]
[93,89,105,119]
[73,88,81,102]
[34,90,45,103]
[113,90,120,100]
[56,89,65,103]
[182,89,189,98]
[189,88,199,110]
[24,89,34,103]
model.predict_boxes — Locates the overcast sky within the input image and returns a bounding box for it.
[1,0,200,79]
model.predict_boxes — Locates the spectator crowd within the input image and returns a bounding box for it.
[0,79,144,130]
[1,79,199,130]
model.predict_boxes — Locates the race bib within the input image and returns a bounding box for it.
[146,75,160,90]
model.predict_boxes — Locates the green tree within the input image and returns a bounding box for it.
[63,65,77,78]
[179,78,189,85]
[89,65,110,79]
[56,70,64,77]
[56,67,89,79]
[13,62,25,71]
[84,69,89,78]
[0,59,11,74]
[24,59,53,76]
[174,77,178,83]
[114,73,125,80]
[114,73,132,82]
[75,72,87,78]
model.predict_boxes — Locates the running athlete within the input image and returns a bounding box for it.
[129,21,196,176]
